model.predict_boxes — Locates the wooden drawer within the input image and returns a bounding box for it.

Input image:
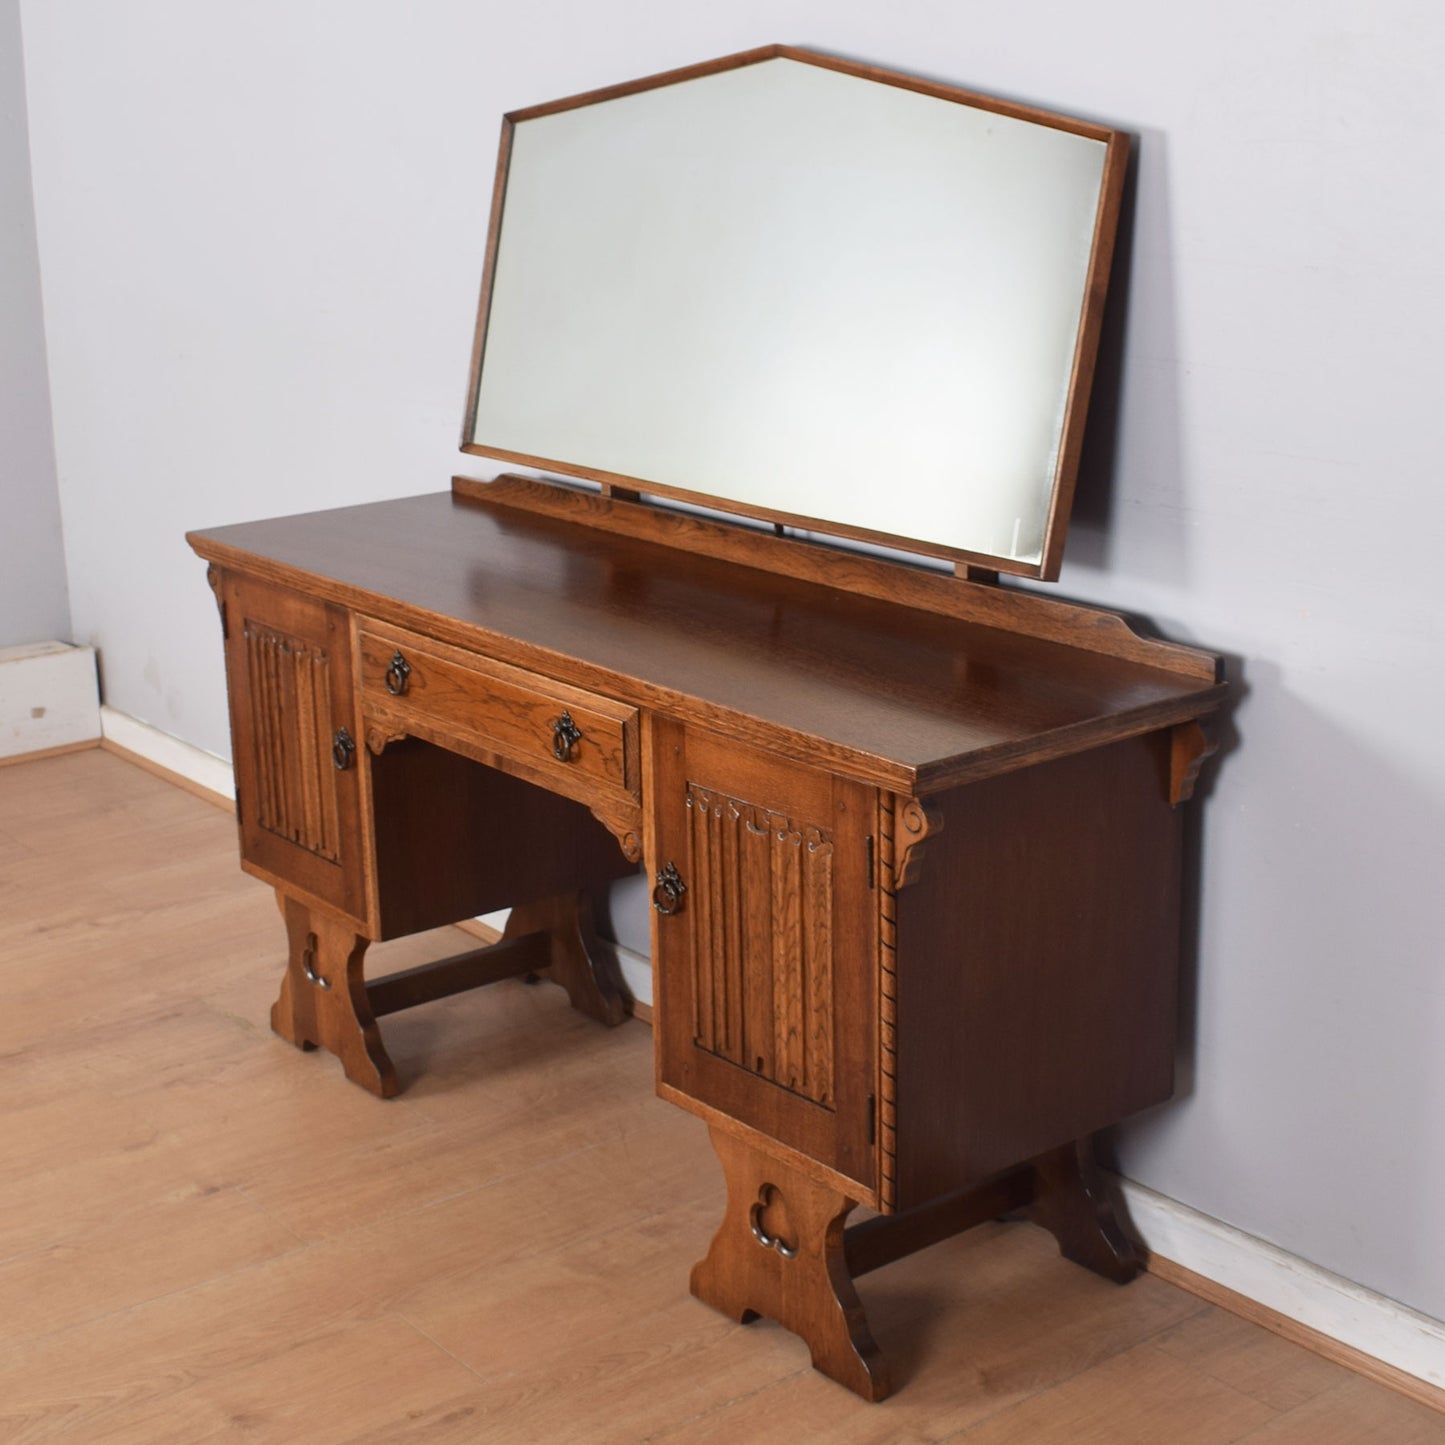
[356,621,639,803]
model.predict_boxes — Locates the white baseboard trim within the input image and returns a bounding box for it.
[611,938,652,1009]
[471,912,653,1007]
[94,707,1443,1397]
[1120,1178,1445,1393]
[100,706,234,801]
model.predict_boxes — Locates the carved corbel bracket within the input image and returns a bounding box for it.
[586,800,643,863]
[366,724,408,757]
[892,797,944,889]
[205,564,227,637]
[1169,720,1218,807]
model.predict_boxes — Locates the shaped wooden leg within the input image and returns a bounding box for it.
[505,891,629,1027]
[1025,1137,1142,1283]
[271,892,397,1098]
[690,1127,890,1401]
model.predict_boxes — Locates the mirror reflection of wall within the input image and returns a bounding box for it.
[467,51,1122,577]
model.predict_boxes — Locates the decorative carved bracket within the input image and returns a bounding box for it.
[587,800,643,862]
[892,797,944,889]
[205,564,227,638]
[365,724,408,757]
[1169,720,1217,806]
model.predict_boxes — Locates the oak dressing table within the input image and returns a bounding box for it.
[188,46,1225,1401]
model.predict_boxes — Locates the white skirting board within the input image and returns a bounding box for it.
[1119,1178,1445,1392]
[100,706,235,800]
[0,642,101,758]
[610,938,653,1011]
[470,919,654,1006]
[94,702,1445,1398]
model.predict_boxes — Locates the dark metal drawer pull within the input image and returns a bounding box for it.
[551,710,583,761]
[384,651,411,696]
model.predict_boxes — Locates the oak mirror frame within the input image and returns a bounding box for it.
[462,45,1128,581]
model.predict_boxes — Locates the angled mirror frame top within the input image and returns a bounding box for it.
[462,45,1128,580]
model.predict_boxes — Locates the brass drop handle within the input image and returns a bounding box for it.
[551,711,583,762]
[384,651,411,696]
[331,726,356,771]
[652,861,686,915]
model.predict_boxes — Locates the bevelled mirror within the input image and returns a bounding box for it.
[462,46,1127,580]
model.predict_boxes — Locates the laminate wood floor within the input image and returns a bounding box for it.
[1,749,1439,1443]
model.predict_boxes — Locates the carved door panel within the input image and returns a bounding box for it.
[650,719,878,1194]
[216,570,368,923]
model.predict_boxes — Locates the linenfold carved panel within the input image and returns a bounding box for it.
[243,623,341,862]
[685,785,835,1107]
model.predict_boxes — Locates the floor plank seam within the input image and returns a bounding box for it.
[910,1281,1212,1443]
[1,1226,319,1356]
[231,1180,316,1249]
[934,1333,1281,1444]
[644,1363,818,1441]
[391,1309,498,1385]
[307,1123,716,1251]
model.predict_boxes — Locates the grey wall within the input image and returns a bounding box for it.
[19,0,1445,1325]
[0,0,68,646]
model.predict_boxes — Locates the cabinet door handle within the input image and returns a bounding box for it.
[551,710,583,761]
[652,861,686,915]
[331,726,356,771]
[384,651,411,696]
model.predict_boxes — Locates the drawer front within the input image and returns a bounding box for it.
[357,623,638,800]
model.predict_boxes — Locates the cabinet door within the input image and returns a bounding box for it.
[650,720,878,1194]
[218,571,368,923]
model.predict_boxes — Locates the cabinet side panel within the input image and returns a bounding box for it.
[893,732,1181,1207]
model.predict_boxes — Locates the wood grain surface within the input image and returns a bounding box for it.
[189,489,1224,794]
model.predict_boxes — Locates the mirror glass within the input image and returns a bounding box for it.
[465,51,1121,577]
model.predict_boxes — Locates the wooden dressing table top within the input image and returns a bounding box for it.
[190,483,1222,795]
